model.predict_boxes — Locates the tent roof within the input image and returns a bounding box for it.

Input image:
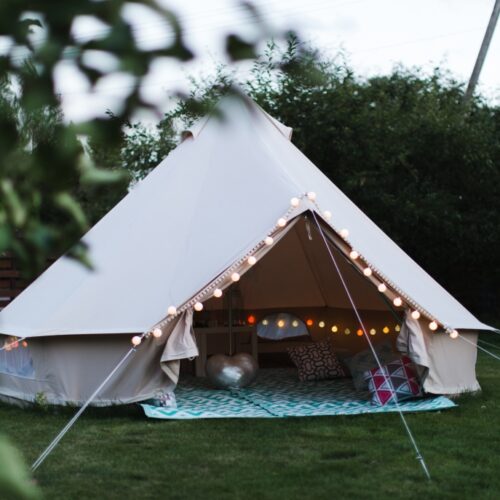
[0,96,493,337]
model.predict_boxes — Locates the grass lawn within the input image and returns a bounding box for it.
[1,333,499,499]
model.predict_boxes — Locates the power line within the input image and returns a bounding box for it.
[350,27,484,54]
[9,0,364,63]
[464,0,500,103]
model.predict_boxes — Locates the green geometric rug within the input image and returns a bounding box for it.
[141,368,456,419]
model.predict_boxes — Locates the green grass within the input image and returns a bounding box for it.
[1,334,500,499]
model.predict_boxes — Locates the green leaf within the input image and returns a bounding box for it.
[225,34,256,61]
[0,179,27,227]
[53,192,88,230]
[0,435,41,499]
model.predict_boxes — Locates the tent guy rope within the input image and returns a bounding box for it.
[31,345,139,471]
[459,334,500,362]
[310,209,432,481]
[477,338,500,351]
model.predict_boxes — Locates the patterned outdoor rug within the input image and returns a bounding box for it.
[141,368,456,419]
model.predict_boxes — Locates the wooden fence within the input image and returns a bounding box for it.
[0,255,53,310]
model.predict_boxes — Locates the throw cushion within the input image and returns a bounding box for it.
[287,341,345,381]
[364,356,422,406]
[346,340,396,391]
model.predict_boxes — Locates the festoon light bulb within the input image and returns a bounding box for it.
[131,336,142,346]
[363,267,372,277]
[152,328,162,338]
[307,191,316,201]
[429,321,438,331]
[378,283,387,293]
[194,302,204,312]
[340,228,349,239]
[247,256,257,266]
[411,310,421,320]
[323,210,332,220]
[167,305,177,316]
[449,329,459,339]
[393,297,403,307]
[231,272,240,282]
[213,288,223,298]
[349,250,359,260]
[277,218,287,228]
[264,236,274,246]
[290,197,300,208]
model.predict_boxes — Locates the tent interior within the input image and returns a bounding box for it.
[188,212,402,372]
[141,212,459,418]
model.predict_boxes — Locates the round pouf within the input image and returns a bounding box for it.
[205,353,259,389]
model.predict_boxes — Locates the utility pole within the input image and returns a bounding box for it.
[464,0,500,103]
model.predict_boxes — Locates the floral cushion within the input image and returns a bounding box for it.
[287,341,345,381]
[364,356,422,406]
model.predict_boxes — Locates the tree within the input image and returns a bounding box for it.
[0,0,281,273]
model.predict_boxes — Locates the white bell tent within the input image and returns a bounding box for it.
[0,95,494,406]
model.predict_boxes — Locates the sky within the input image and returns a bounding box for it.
[55,0,500,122]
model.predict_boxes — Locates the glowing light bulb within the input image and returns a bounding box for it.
[383,326,390,334]
[331,325,338,333]
[292,320,299,327]
[411,310,421,320]
[323,210,332,220]
[307,191,317,201]
[395,325,401,332]
[370,329,376,336]
[131,336,142,346]
[247,315,256,325]
[319,321,325,328]
[262,319,269,326]
[363,267,372,277]
[340,228,349,239]
[349,250,359,260]
[345,328,351,335]
[393,297,403,307]
[356,329,363,336]
[167,305,177,316]
[290,197,300,207]
[378,283,387,293]
[429,321,438,331]
[152,328,162,338]
[277,218,287,228]
[231,272,240,282]
[213,288,223,298]
[265,236,274,246]
[194,302,204,312]
[277,319,286,328]
[449,329,459,339]
[247,256,257,266]
[306,319,314,327]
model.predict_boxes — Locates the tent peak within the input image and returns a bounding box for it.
[185,94,293,141]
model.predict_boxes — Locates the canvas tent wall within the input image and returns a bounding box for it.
[0,95,493,406]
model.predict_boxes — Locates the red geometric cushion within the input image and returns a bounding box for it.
[288,341,345,381]
[363,356,422,406]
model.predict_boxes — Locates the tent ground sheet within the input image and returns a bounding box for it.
[141,368,456,419]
